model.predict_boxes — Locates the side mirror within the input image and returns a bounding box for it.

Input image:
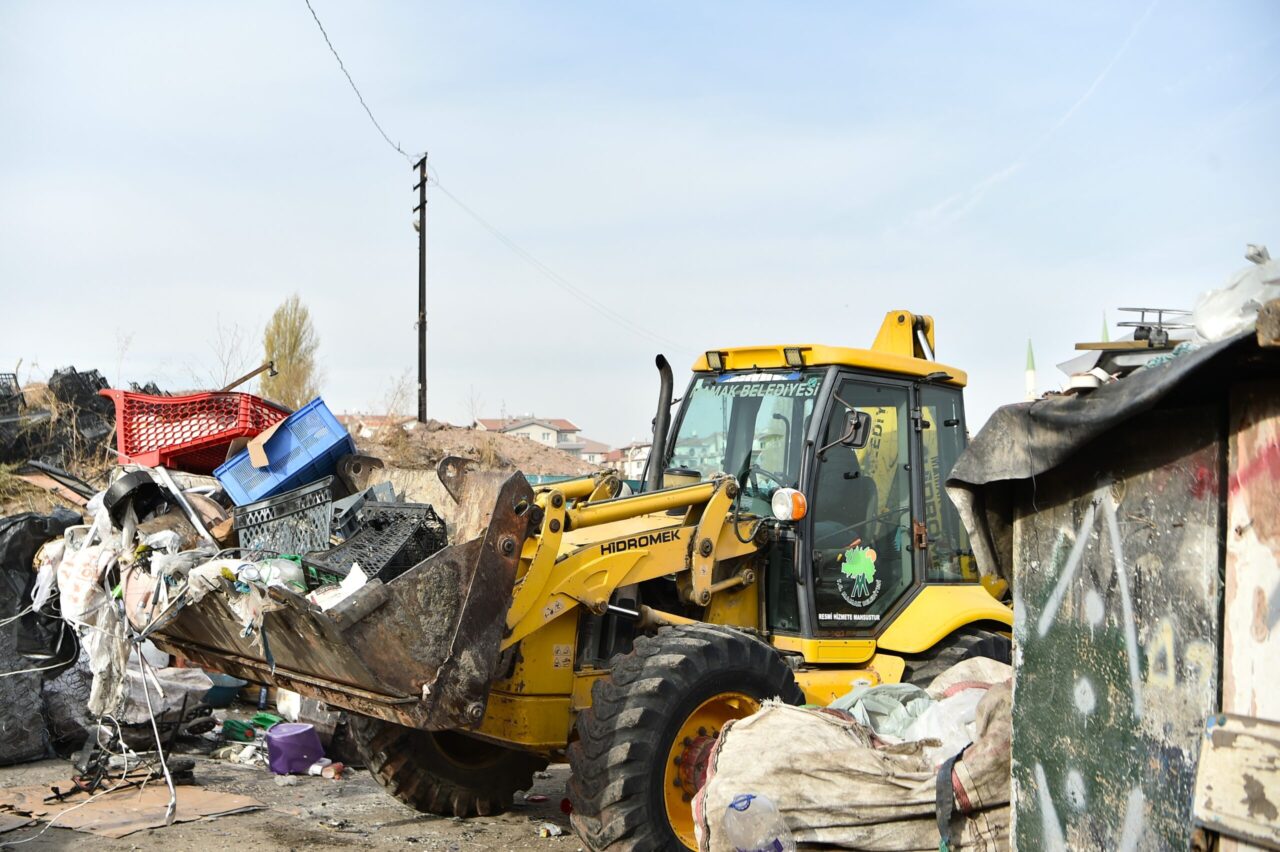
[841,410,872,449]
[818,409,872,459]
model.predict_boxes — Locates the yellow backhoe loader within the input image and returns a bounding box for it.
[152,310,1013,851]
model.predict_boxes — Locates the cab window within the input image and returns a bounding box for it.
[918,385,974,580]
[809,379,913,630]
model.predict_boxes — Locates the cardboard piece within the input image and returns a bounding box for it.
[0,815,35,834]
[0,780,263,839]
[247,420,285,469]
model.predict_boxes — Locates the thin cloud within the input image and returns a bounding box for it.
[921,0,1161,224]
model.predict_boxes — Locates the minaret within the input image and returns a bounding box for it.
[1025,339,1037,401]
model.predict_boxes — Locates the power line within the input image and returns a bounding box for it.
[430,180,684,349]
[300,0,684,352]
[303,0,417,164]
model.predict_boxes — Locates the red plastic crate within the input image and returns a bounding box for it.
[100,389,289,475]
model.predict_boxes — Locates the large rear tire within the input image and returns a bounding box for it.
[567,624,804,851]
[350,716,547,817]
[903,626,1012,688]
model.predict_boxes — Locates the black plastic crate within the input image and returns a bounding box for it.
[0,374,22,417]
[234,476,336,556]
[306,502,447,582]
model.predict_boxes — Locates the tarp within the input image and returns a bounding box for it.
[945,330,1275,581]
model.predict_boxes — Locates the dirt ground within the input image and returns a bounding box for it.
[0,757,577,850]
[359,421,599,478]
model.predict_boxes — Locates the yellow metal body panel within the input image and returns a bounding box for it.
[472,691,572,752]
[571,667,608,712]
[493,611,579,695]
[792,654,906,704]
[704,578,759,629]
[692,312,964,386]
[771,635,877,664]
[876,585,1014,654]
[692,345,965,387]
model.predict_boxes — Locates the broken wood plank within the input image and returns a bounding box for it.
[14,473,88,507]
[1193,713,1280,849]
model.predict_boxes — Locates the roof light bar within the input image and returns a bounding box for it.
[783,347,806,368]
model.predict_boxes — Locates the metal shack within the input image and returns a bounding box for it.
[947,320,1279,850]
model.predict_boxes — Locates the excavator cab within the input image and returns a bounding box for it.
[662,312,983,653]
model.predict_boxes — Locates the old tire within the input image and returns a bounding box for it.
[350,716,547,817]
[567,624,805,851]
[903,626,1012,688]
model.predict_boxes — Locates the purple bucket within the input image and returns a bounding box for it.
[265,722,325,775]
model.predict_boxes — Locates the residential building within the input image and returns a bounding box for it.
[606,440,651,481]
[475,415,608,461]
[336,413,417,440]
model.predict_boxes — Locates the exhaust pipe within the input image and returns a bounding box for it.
[646,355,673,492]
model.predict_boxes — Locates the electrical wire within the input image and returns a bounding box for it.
[430,180,686,350]
[300,0,688,354]
[303,0,417,164]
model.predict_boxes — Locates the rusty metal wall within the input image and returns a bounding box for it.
[1010,407,1222,850]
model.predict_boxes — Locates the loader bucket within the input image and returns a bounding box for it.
[149,468,535,731]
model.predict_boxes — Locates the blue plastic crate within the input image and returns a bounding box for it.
[214,398,355,506]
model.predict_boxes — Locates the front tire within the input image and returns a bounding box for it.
[350,716,547,817]
[567,624,804,851]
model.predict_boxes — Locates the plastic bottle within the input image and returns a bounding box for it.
[723,793,796,852]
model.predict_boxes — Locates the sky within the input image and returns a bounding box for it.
[1,1,1277,447]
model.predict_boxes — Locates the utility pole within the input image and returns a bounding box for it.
[414,154,428,423]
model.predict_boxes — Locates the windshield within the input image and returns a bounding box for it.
[667,369,824,514]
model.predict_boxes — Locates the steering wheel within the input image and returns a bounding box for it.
[812,507,906,550]
[744,463,789,498]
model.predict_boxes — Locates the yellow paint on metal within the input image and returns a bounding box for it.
[506,493,566,630]
[691,312,963,386]
[863,652,906,685]
[703,576,759,629]
[771,635,877,664]
[688,481,738,605]
[793,668,875,705]
[876,585,1014,654]
[538,476,597,501]
[559,512,682,550]
[692,345,964,386]
[792,655,907,704]
[980,574,1009,599]
[566,480,719,529]
[870,310,935,359]
[492,612,579,695]
[663,691,760,849]
[471,691,571,753]
[570,667,608,712]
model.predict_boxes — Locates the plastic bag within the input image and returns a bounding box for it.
[1192,249,1280,342]
[900,686,988,767]
[0,509,81,676]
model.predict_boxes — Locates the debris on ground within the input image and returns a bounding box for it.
[0,775,263,839]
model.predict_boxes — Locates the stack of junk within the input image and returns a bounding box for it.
[0,383,445,793]
[1,244,1276,850]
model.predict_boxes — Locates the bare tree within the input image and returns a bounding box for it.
[260,294,321,409]
[204,319,258,389]
[465,384,485,426]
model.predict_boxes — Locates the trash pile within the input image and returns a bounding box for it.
[0,384,449,836]
[0,367,115,468]
[693,658,1013,852]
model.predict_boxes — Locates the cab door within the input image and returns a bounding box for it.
[804,375,916,632]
